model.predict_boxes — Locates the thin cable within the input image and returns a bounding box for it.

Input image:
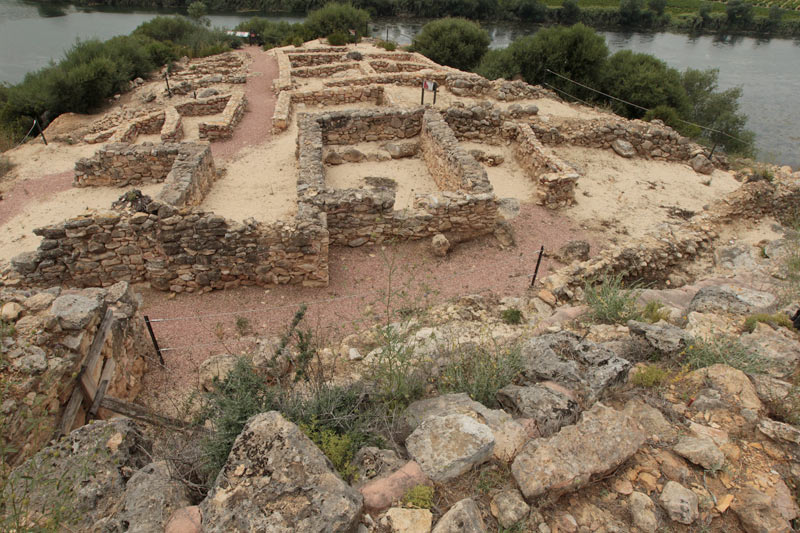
[11,119,39,149]
[544,68,749,144]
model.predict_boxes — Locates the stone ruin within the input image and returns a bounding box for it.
[6,43,732,295]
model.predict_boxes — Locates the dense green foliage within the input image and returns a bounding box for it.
[410,18,490,71]
[304,2,370,39]
[474,23,753,155]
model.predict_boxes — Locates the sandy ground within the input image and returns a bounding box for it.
[326,157,436,210]
[459,141,538,202]
[202,121,298,224]
[554,145,741,240]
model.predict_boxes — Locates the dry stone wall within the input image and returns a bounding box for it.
[316,108,423,144]
[0,282,148,465]
[513,124,579,209]
[369,60,430,73]
[292,62,362,78]
[273,86,385,134]
[199,93,247,140]
[443,102,539,143]
[109,110,165,143]
[160,107,183,142]
[174,94,231,116]
[288,52,347,67]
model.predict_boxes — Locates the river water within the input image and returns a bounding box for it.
[1,0,798,166]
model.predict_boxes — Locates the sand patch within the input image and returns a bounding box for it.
[0,182,163,262]
[325,157,436,210]
[458,141,538,202]
[554,145,741,239]
[201,121,298,224]
[2,141,99,190]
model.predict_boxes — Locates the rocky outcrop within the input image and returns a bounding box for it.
[200,412,363,532]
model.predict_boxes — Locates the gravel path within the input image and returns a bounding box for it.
[140,202,602,411]
[0,171,73,227]
[210,46,277,162]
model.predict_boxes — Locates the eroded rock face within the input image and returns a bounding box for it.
[689,284,777,315]
[511,404,645,501]
[497,384,580,437]
[8,418,152,531]
[113,461,191,533]
[405,414,494,482]
[432,498,486,533]
[200,412,363,532]
[731,487,793,533]
[659,481,698,525]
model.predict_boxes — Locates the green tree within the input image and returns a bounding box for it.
[648,0,667,16]
[767,5,783,29]
[474,48,518,80]
[411,18,490,71]
[560,0,581,24]
[619,0,644,25]
[508,0,548,21]
[304,2,370,39]
[680,68,754,155]
[187,1,210,26]
[508,23,608,97]
[726,0,754,27]
[698,2,713,24]
[600,50,688,119]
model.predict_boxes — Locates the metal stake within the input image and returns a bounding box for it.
[144,315,165,365]
[530,245,545,288]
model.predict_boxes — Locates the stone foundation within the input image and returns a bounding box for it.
[160,107,183,142]
[174,94,231,116]
[273,86,385,134]
[199,93,247,140]
[513,124,579,209]
[109,110,165,143]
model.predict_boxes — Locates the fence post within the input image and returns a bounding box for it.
[144,316,165,365]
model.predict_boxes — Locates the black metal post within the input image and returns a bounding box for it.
[421,84,425,105]
[530,245,545,288]
[35,119,47,145]
[144,315,165,365]
[165,72,172,98]
[433,85,437,105]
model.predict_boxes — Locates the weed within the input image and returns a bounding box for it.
[584,273,643,324]
[476,462,511,494]
[439,343,523,408]
[234,315,251,336]
[499,524,528,533]
[0,320,15,340]
[213,321,225,340]
[681,336,766,374]
[743,312,794,333]
[642,300,670,323]
[631,364,669,387]
[501,308,523,325]
[376,39,397,51]
[299,419,359,482]
[401,484,434,508]
[369,325,427,411]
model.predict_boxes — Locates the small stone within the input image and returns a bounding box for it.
[611,139,636,158]
[690,154,714,175]
[432,498,485,533]
[1,302,24,321]
[385,508,432,533]
[324,151,343,165]
[659,481,699,525]
[673,436,725,470]
[431,234,450,257]
[629,491,658,533]
[342,148,365,163]
[490,490,529,529]
[613,478,634,495]
[348,347,364,361]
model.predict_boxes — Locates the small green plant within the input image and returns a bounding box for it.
[681,336,766,374]
[401,484,434,509]
[369,325,427,411]
[476,462,511,494]
[743,312,794,333]
[326,31,349,46]
[0,320,15,340]
[642,300,670,323]
[631,364,669,387]
[234,315,251,336]
[376,39,396,51]
[439,343,523,408]
[300,419,359,483]
[292,35,304,47]
[584,273,643,324]
[501,308,523,325]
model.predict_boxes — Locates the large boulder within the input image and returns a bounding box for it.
[731,487,793,533]
[689,284,777,315]
[497,383,580,437]
[518,332,631,402]
[432,498,486,533]
[199,412,362,532]
[8,418,151,531]
[511,404,645,501]
[113,461,191,533]
[405,414,494,482]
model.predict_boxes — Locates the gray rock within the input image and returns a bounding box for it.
[1,302,23,321]
[432,498,486,533]
[690,154,714,174]
[11,345,47,374]
[554,240,590,263]
[629,491,658,533]
[490,490,529,529]
[623,399,678,444]
[50,293,103,330]
[384,142,418,159]
[9,419,151,531]
[740,324,800,378]
[23,292,56,312]
[611,139,636,158]
[405,414,494,482]
[353,447,405,489]
[750,374,793,405]
[198,88,219,98]
[689,284,777,315]
[431,234,450,257]
[518,331,631,402]
[673,436,724,470]
[114,461,190,533]
[497,384,580,437]
[200,412,363,532]
[342,148,365,163]
[198,353,239,391]
[627,320,690,355]
[511,404,645,501]
[731,487,793,533]
[324,150,344,165]
[715,245,757,270]
[497,197,520,220]
[757,418,800,446]
[659,481,699,524]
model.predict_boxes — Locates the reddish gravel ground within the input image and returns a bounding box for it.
[140,203,602,408]
[210,46,277,162]
[0,171,73,227]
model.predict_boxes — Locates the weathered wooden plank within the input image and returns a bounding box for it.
[79,308,115,404]
[58,389,84,436]
[89,379,109,419]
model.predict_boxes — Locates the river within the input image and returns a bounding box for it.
[1,0,798,167]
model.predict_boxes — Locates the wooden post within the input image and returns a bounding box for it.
[144,315,165,365]
[35,118,47,146]
[165,72,172,98]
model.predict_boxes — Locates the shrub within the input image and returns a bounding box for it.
[369,325,427,411]
[743,312,794,333]
[439,343,523,408]
[299,419,359,482]
[501,308,523,325]
[681,336,765,374]
[305,2,370,39]
[726,0,754,27]
[411,18,490,71]
[648,0,667,16]
[187,1,209,25]
[235,315,251,336]
[619,0,644,25]
[376,39,396,51]
[402,484,434,508]
[560,0,582,24]
[326,31,349,46]
[642,300,671,323]
[475,48,518,80]
[584,273,642,324]
[631,364,669,387]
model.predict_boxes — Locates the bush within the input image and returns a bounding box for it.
[0,155,14,179]
[648,0,667,16]
[326,31,349,46]
[439,343,523,408]
[411,18,490,71]
[475,48,518,80]
[584,273,642,324]
[641,300,671,323]
[619,0,644,25]
[402,484,434,508]
[299,419,359,482]
[305,2,370,39]
[631,364,669,387]
[743,313,794,333]
[682,336,765,374]
[726,0,754,27]
[376,39,396,51]
[501,308,523,325]
[369,326,428,411]
[560,0,582,24]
